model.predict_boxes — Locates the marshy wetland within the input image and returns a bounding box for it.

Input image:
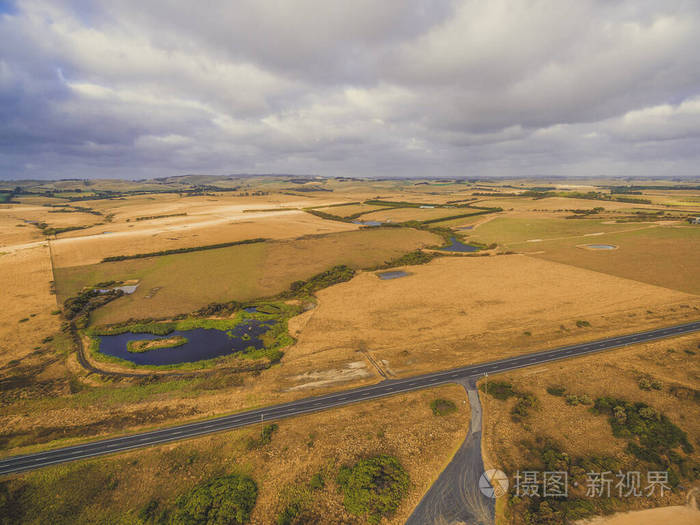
[99,320,275,365]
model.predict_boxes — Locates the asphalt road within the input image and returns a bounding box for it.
[1,320,698,477]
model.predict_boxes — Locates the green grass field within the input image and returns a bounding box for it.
[54,228,440,324]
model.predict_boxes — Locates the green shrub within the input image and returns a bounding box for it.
[336,455,410,524]
[282,265,355,298]
[594,397,694,458]
[546,386,566,396]
[430,398,457,416]
[371,250,439,270]
[512,393,538,419]
[576,320,591,328]
[309,473,324,491]
[276,501,306,525]
[481,380,516,400]
[171,474,257,525]
[247,423,278,449]
[565,394,592,406]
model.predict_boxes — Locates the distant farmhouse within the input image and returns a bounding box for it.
[690,217,700,224]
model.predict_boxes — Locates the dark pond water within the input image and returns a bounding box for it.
[377,271,410,280]
[439,236,479,252]
[98,320,275,365]
[352,220,383,226]
[457,225,474,230]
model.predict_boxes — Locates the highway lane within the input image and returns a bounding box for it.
[1,319,699,476]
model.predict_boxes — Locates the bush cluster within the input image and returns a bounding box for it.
[430,398,457,416]
[594,397,695,476]
[564,394,592,406]
[336,455,410,524]
[246,423,278,450]
[171,474,257,525]
[638,377,663,391]
[546,385,566,396]
[282,265,355,298]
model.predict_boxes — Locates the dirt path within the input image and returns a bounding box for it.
[405,377,494,525]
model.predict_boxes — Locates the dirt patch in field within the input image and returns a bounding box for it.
[286,361,372,391]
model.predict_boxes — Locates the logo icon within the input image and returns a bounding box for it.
[479,469,509,498]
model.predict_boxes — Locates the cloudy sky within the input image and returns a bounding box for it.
[1,0,699,179]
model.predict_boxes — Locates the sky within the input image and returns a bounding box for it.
[1,0,699,180]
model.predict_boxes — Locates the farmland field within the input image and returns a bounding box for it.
[285,255,699,377]
[54,227,441,324]
[468,216,659,246]
[529,226,700,294]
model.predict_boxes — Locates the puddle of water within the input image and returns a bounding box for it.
[98,320,275,365]
[377,271,411,280]
[585,244,617,250]
[439,236,480,252]
[98,284,139,294]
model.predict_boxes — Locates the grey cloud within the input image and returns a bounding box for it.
[1,0,699,179]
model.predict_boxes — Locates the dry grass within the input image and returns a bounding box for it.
[0,244,61,367]
[472,196,659,212]
[314,203,386,217]
[286,255,699,378]
[3,384,469,524]
[530,225,700,294]
[0,206,46,247]
[359,206,475,223]
[468,215,657,246]
[46,194,358,267]
[54,228,441,324]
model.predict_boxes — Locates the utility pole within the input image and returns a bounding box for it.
[484,371,488,395]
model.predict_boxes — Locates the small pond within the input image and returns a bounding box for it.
[439,236,479,253]
[456,225,474,230]
[377,270,411,280]
[98,319,275,365]
[585,244,617,250]
[352,220,383,226]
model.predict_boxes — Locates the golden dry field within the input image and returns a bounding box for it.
[0,245,60,368]
[314,203,386,217]
[357,206,475,223]
[287,255,699,377]
[529,226,700,294]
